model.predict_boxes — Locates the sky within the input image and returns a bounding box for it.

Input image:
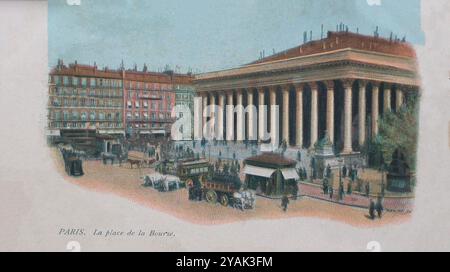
[49,0,424,73]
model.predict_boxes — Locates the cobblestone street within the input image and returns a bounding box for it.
[52,148,411,227]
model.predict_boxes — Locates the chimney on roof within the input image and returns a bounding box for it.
[321,24,324,39]
[310,30,312,41]
[143,63,148,72]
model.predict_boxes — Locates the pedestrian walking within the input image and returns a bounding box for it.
[369,199,376,220]
[339,182,345,201]
[347,181,353,195]
[342,165,347,178]
[322,179,328,195]
[329,187,334,200]
[281,195,290,212]
[365,182,370,197]
[375,196,384,218]
[326,164,332,179]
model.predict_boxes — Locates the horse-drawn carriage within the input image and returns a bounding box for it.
[142,173,181,192]
[60,146,84,177]
[158,158,210,188]
[127,151,156,169]
[65,157,84,176]
[188,173,256,210]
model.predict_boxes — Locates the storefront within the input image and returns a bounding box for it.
[243,153,299,197]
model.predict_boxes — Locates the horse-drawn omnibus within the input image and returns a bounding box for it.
[188,173,256,210]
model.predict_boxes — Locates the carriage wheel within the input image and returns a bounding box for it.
[219,194,229,207]
[205,190,218,204]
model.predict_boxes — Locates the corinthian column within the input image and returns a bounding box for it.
[325,81,334,143]
[343,80,353,154]
[310,83,318,148]
[269,86,278,146]
[226,91,234,141]
[217,93,225,140]
[358,81,366,147]
[247,88,256,141]
[194,93,203,139]
[258,88,266,142]
[282,85,290,145]
[384,84,391,113]
[209,93,216,138]
[202,93,208,137]
[396,88,404,111]
[295,84,303,148]
[372,83,379,137]
[236,89,244,141]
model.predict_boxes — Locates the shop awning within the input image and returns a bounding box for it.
[244,165,276,178]
[281,168,299,180]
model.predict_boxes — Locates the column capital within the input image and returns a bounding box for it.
[281,84,290,93]
[370,81,382,89]
[342,79,354,89]
[309,82,319,90]
[357,79,368,88]
[323,80,335,89]
[383,82,392,90]
[246,87,254,95]
[294,83,306,91]
[268,85,277,92]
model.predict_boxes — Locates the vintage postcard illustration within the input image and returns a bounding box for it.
[3,0,450,253]
[46,0,422,227]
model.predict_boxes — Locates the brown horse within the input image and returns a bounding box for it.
[128,158,142,169]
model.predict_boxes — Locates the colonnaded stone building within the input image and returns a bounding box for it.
[193,31,420,155]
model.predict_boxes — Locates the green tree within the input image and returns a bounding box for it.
[369,95,419,170]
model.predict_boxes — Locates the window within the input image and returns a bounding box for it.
[81,112,87,121]
[90,78,95,87]
[135,101,140,108]
[90,112,96,121]
[143,101,148,108]
[127,112,132,120]
[55,111,61,120]
[73,77,78,86]
[63,76,69,86]
[72,111,79,120]
[82,78,87,87]
[127,101,132,109]
[54,76,60,85]
[115,112,121,120]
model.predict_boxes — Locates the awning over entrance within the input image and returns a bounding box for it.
[281,168,299,180]
[244,165,276,178]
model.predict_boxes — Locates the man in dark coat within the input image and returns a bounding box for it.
[322,179,329,195]
[365,182,371,197]
[326,164,332,179]
[329,187,334,200]
[281,195,290,212]
[339,182,345,201]
[369,199,376,220]
[342,165,348,178]
[375,197,384,218]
